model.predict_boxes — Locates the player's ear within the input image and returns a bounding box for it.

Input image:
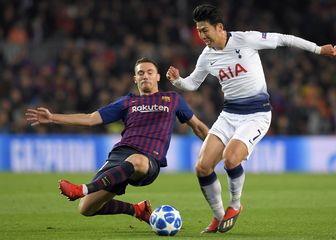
[216,23,224,31]
[134,75,137,84]
[157,73,160,82]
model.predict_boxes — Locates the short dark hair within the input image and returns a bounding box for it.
[192,4,224,25]
[134,57,159,73]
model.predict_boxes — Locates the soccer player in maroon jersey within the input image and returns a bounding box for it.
[25,57,209,225]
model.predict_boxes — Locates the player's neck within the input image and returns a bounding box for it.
[140,90,159,96]
[214,31,227,50]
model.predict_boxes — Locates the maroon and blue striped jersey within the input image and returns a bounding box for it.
[98,91,193,167]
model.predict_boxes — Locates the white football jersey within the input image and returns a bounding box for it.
[173,31,319,101]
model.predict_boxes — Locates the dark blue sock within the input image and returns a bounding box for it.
[87,161,135,194]
[225,164,244,179]
[94,199,134,216]
[198,172,218,186]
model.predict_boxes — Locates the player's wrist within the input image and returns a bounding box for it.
[314,46,321,54]
[171,77,181,85]
[49,114,55,123]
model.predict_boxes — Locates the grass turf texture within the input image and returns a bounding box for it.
[0,173,335,240]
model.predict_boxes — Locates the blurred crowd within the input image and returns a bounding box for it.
[0,0,335,135]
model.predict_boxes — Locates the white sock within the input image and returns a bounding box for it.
[200,178,225,220]
[82,184,88,195]
[227,172,245,210]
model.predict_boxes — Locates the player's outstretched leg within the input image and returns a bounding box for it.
[218,205,243,233]
[59,161,135,201]
[201,217,220,233]
[132,200,152,224]
[59,179,85,201]
[86,161,135,194]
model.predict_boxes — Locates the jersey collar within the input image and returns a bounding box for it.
[212,32,232,51]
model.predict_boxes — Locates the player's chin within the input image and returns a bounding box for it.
[140,85,152,92]
[204,41,212,47]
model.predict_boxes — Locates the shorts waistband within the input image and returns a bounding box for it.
[223,94,272,114]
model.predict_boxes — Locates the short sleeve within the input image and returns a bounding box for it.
[97,96,127,124]
[175,95,194,123]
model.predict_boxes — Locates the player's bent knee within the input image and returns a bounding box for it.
[223,157,242,169]
[223,151,244,169]
[195,162,213,177]
[78,204,92,216]
[79,209,95,216]
[78,199,96,216]
[127,157,149,174]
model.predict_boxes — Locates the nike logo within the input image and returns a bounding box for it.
[210,60,218,65]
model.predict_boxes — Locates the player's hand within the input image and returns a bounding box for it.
[320,44,336,57]
[166,66,180,82]
[25,107,53,126]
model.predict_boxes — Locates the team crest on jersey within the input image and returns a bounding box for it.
[162,96,170,102]
[262,32,267,39]
[235,49,242,59]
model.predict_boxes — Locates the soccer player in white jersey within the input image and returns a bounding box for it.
[166,4,336,234]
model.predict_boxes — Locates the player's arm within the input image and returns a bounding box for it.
[186,115,209,141]
[245,31,336,57]
[276,34,335,57]
[175,94,209,140]
[166,55,208,91]
[25,107,103,126]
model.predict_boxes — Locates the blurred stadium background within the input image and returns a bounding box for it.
[0,0,336,173]
[1,1,336,239]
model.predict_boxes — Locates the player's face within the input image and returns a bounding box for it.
[196,21,224,48]
[134,62,160,95]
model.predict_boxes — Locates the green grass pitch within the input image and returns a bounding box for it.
[1,173,335,240]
